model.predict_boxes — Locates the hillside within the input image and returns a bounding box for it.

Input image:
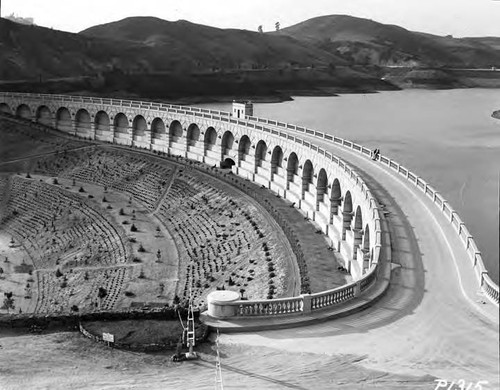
[275,15,500,68]
[1,14,499,100]
[0,18,150,80]
[80,17,346,70]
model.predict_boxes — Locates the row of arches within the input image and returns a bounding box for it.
[1,101,375,273]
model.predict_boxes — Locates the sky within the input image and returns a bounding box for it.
[2,0,500,37]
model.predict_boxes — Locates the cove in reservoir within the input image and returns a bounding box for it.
[195,88,500,284]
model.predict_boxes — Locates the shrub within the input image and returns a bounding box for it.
[55,269,63,278]
[52,178,59,185]
[131,224,138,232]
[98,287,107,299]
[119,208,125,216]
[78,187,85,193]
[124,291,135,297]
[71,305,79,312]
[138,244,145,253]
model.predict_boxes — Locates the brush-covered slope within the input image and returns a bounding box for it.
[276,15,500,67]
[80,16,346,69]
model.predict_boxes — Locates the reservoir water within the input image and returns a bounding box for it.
[195,89,500,284]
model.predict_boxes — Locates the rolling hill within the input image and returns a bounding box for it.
[79,16,346,70]
[275,15,500,68]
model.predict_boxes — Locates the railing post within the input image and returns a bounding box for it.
[481,271,488,286]
[301,294,312,314]
[353,281,361,297]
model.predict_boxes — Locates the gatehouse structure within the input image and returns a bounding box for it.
[0,92,497,328]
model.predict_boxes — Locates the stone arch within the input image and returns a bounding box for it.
[204,127,217,152]
[95,111,110,133]
[254,140,267,170]
[132,115,147,139]
[55,107,72,133]
[75,109,91,137]
[221,131,234,157]
[330,178,342,219]
[16,104,31,119]
[238,135,251,164]
[271,146,283,176]
[36,105,52,126]
[301,159,314,198]
[354,206,363,231]
[113,113,129,134]
[353,206,364,259]
[151,117,165,139]
[187,124,200,146]
[0,103,12,114]
[286,152,299,187]
[363,224,371,269]
[169,120,183,135]
[342,191,353,239]
[221,158,236,169]
[316,168,328,206]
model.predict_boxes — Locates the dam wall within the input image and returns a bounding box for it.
[0,92,496,323]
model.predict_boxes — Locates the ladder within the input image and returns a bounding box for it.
[215,328,224,390]
[186,288,196,353]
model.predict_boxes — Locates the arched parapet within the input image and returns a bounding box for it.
[75,109,93,139]
[168,120,186,156]
[300,159,316,218]
[55,107,73,134]
[186,123,203,161]
[203,126,219,165]
[254,140,270,187]
[270,145,286,194]
[132,114,150,149]
[220,130,237,168]
[112,112,132,146]
[237,134,253,179]
[36,105,53,127]
[94,111,112,142]
[0,103,12,114]
[151,117,167,152]
[15,104,32,120]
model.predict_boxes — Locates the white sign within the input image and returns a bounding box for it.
[102,332,114,343]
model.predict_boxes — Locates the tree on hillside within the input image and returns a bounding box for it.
[275,22,280,31]
[258,25,263,34]
[3,292,15,313]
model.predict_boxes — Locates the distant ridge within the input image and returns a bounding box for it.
[275,15,500,68]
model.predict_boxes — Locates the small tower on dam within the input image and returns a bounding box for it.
[232,101,253,119]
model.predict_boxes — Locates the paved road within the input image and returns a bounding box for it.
[222,137,499,386]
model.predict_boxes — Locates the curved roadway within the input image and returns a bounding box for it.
[221,136,500,386]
